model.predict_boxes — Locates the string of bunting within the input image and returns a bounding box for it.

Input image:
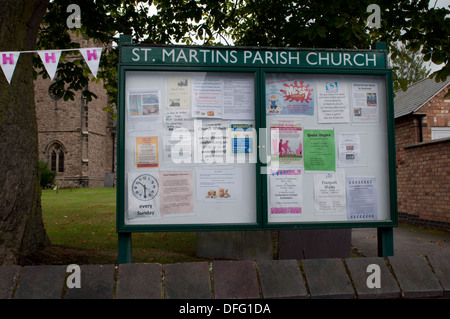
[0,48,103,84]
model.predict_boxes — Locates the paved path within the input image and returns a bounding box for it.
[1,224,448,300]
[0,255,448,299]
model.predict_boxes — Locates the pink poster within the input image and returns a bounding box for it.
[270,119,303,165]
[269,169,302,215]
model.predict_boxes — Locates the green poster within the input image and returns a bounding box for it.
[304,129,335,171]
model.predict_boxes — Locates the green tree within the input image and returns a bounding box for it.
[0,0,448,264]
[39,160,56,188]
[36,0,450,110]
[218,0,448,89]
[391,42,432,91]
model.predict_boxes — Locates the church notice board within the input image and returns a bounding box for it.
[116,41,397,233]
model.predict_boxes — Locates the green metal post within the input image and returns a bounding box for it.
[118,232,132,263]
[377,227,394,257]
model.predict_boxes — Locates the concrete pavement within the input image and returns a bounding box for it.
[352,223,450,259]
[0,223,448,299]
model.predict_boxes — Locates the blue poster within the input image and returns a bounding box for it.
[231,124,253,154]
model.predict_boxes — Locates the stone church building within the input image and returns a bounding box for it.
[35,47,116,188]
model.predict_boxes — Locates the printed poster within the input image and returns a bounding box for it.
[269,169,302,215]
[163,109,194,165]
[196,167,242,202]
[303,129,335,171]
[222,75,255,120]
[159,171,194,216]
[129,90,160,116]
[270,119,303,165]
[338,133,361,167]
[194,120,230,164]
[346,177,378,220]
[191,76,222,118]
[168,76,191,109]
[317,80,350,123]
[314,171,346,215]
[136,137,159,168]
[231,123,254,155]
[266,77,314,116]
[351,82,379,123]
[128,171,160,220]
[164,108,194,133]
[128,90,161,131]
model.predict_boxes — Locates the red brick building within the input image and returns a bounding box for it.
[394,78,450,230]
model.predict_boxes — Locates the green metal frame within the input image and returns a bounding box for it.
[116,37,397,262]
[116,65,263,234]
[259,67,398,232]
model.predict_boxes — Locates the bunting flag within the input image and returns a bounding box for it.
[0,48,103,84]
[38,50,62,81]
[79,48,102,78]
[0,51,21,84]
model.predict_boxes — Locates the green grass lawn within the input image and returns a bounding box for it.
[37,187,360,266]
[41,187,207,264]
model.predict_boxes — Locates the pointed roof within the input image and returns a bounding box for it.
[394,77,450,118]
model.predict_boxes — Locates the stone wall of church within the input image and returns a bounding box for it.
[35,64,115,188]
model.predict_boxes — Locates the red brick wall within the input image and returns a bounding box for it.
[415,85,450,141]
[395,85,450,229]
[395,138,450,227]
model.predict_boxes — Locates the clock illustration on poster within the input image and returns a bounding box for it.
[131,174,159,201]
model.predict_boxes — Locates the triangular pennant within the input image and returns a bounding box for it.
[0,51,21,84]
[38,50,62,80]
[80,48,102,78]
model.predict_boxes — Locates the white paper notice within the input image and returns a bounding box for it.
[351,82,379,123]
[163,109,194,165]
[346,177,378,220]
[269,169,302,215]
[191,76,223,118]
[338,133,361,167]
[167,76,191,109]
[195,120,230,164]
[314,171,346,215]
[222,75,255,120]
[317,80,350,123]
[128,171,160,220]
[196,167,242,202]
[128,90,161,131]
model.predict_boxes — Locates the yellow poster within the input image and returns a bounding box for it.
[136,136,159,168]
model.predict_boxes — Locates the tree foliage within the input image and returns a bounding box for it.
[36,0,448,108]
[391,42,431,90]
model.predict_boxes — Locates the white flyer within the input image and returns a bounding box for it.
[127,171,160,220]
[222,74,255,120]
[196,166,242,202]
[314,171,346,215]
[346,176,378,220]
[317,80,350,123]
[191,76,223,118]
[338,133,361,167]
[351,82,379,123]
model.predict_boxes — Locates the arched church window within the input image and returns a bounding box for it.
[45,141,66,173]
